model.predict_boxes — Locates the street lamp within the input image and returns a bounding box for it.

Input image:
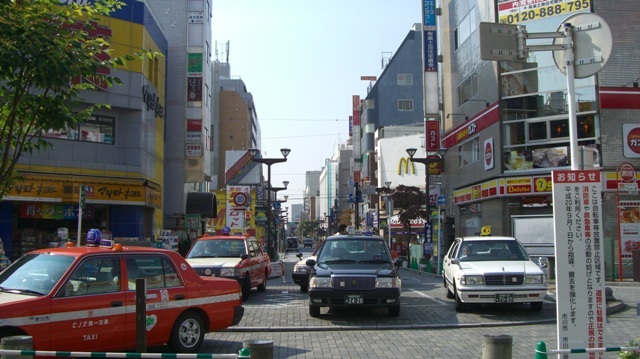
[406,147,447,273]
[249,148,290,260]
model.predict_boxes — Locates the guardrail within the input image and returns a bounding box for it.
[535,341,640,358]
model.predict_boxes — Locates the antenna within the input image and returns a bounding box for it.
[381,52,392,70]
[226,41,230,63]
[215,41,218,61]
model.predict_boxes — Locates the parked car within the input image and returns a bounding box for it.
[292,243,324,292]
[0,237,244,353]
[186,230,270,301]
[442,235,547,312]
[306,233,402,317]
[285,237,299,252]
[303,238,314,248]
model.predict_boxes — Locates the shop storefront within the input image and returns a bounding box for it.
[0,173,162,260]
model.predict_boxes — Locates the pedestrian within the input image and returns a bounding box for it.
[335,223,348,235]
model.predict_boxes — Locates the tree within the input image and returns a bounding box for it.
[0,0,158,198]
[391,185,427,266]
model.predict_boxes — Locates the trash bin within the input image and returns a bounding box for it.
[633,250,640,282]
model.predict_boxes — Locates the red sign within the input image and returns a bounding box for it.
[618,162,637,182]
[354,170,361,183]
[186,119,202,131]
[352,95,360,126]
[425,120,440,151]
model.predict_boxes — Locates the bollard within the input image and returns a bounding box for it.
[238,347,251,359]
[0,335,33,359]
[535,341,548,359]
[242,339,273,359]
[481,334,512,359]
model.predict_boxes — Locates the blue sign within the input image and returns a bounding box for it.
[423,0,436,29]
[437,195,446,205]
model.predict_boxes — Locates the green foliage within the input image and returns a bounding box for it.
[619,338,640,359]
[0,0,160,198]
[390,185,427,260]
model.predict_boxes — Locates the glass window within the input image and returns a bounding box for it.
[528,122,547,141]
[66,256,120,296]
[398,99,413,111]
[458,137,480,168]
[126,256,182,290]
[42,115,115,144]
[397,73,413,86]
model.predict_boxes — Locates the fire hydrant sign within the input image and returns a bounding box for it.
[552,170,606,357]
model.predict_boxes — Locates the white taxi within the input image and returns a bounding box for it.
[0,231,244,353]
[186,229,270,301]
[442,235,547,312]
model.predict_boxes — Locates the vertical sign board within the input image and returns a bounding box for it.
[552,170,605,357]
[425,120,440,152]
[422,0,438,116]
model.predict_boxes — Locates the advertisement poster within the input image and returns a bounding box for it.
[620,201,640,255]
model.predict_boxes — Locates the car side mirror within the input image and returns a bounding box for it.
[305,258,316,267]
[240,253,249,260]
[296,252,303,260]
[536,256,549,269]
[394,258,403,267]
[451,258,460,265]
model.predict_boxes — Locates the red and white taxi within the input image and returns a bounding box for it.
[186,229,270,301]
[0,234,244,353]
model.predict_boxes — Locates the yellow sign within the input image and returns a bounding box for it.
[499,0,590,25]
[398,157,416,175]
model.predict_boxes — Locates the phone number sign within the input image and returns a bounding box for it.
[498,0,590,25]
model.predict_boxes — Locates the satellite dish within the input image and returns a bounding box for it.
[552,13,612,79]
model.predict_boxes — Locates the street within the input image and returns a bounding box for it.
[194,249,640,358]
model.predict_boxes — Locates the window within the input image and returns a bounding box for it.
[126,256,182,290]
[398,99,413,111]
[397,73,413,86]
[528,121,547,141]
[458,74,478,106]
[65,257,120,296]
[43,115,115,144]
[455,7,476,49]
[458,137,480,167]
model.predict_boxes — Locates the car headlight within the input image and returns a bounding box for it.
[376,277,400,288]
[460,275,484,285]
[293,264,309,274]
[220,268,237,277]
[309,277,332,288]
[524,274,546,285]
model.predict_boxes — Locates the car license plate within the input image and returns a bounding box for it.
[345,294,363,305]
[495,294,513,303]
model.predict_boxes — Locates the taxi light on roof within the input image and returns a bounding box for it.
[65,241,76,247]
[113,243,123,251]
[99,239,114,248]
[86,228,102,246]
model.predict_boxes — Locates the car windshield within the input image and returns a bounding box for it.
[187,239,246,258]
[458,240,529,261]
[317,238,390,264]
[0,254,74,295]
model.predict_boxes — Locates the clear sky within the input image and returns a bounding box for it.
[212,1,422,216]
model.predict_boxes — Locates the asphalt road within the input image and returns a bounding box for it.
[196,248,640,359]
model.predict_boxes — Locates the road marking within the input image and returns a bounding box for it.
[407,289,448,305]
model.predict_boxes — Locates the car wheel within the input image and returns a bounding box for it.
[388,305,400,317]
[257,270,268,292]
[309,304,321,317]
[168,311,205,353]
[454,286,467,312]
[242,276,251,301]
[444,278,454,299]
[300,283,308,293]
[530,301,543,311]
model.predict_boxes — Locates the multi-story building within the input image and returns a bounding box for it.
[1,0,168,259]
[147,0,214,236]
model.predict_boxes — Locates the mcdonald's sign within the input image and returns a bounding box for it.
[398,157,417,175]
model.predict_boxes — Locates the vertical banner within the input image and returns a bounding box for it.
[422,0,439,116]
[552,170,605,358]
[425,120,440,151]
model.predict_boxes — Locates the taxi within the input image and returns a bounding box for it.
[185,227,271,301]
[0,229,244,353]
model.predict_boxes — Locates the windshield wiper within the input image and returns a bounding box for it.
[358,260,388,264]
[323,259,356,264]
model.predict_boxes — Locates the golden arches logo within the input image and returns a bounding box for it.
[398,157,416,175]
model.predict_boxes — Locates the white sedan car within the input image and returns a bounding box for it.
[443,236,547,312]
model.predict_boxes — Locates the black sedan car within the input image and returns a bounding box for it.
[306,233,402,317]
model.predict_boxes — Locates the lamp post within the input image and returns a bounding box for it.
[249,148,290,260]
[384,181,392,248]
[406,147,447,273]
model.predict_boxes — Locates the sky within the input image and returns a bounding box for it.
[212,1,423,215]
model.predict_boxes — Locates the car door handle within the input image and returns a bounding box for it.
[111,301,123,307]
[174,294,185,300]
